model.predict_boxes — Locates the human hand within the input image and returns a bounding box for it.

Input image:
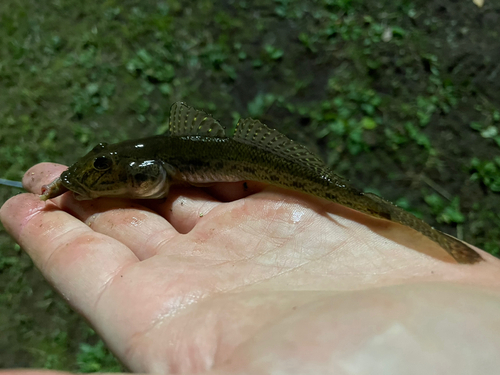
[2,162,500,375]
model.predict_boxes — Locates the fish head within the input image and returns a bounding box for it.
[60,142,170,200]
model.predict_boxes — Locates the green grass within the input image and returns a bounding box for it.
[1,0,499,370]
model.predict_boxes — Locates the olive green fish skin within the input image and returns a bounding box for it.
[60,135,388,217]
[46,103,482,265]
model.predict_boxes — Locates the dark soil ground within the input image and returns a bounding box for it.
[0,0,498,370]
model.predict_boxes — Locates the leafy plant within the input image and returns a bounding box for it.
[77,340,122,373]
[470,157,500,192]
[424,194,465,224]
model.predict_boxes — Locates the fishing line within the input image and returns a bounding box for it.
[0,178,24,188]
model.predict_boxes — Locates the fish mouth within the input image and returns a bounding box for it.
[60,171,94,200]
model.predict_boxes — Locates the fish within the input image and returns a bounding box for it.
[40,102,482,264]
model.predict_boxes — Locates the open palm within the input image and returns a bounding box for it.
[2,162,500,375]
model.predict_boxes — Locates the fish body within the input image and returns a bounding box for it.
[41,102,482,264]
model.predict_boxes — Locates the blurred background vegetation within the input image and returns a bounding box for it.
[1,0,499,371]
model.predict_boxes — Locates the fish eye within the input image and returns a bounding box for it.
[93,155,112,171]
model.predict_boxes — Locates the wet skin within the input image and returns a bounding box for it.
[1,162,500,374]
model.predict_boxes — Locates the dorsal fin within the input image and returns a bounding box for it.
[234,117,329,173]
[168,102,226,137]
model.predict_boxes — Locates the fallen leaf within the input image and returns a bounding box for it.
[473,0,484,7]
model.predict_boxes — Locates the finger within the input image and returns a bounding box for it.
[142,185,222,234]
[23,163,179,260]
[23,162,68,195]
[0,193,138,318]
[203,180,267,202]
[143,181,266,234]
[24,164,261,242]
[69,199,178,260]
